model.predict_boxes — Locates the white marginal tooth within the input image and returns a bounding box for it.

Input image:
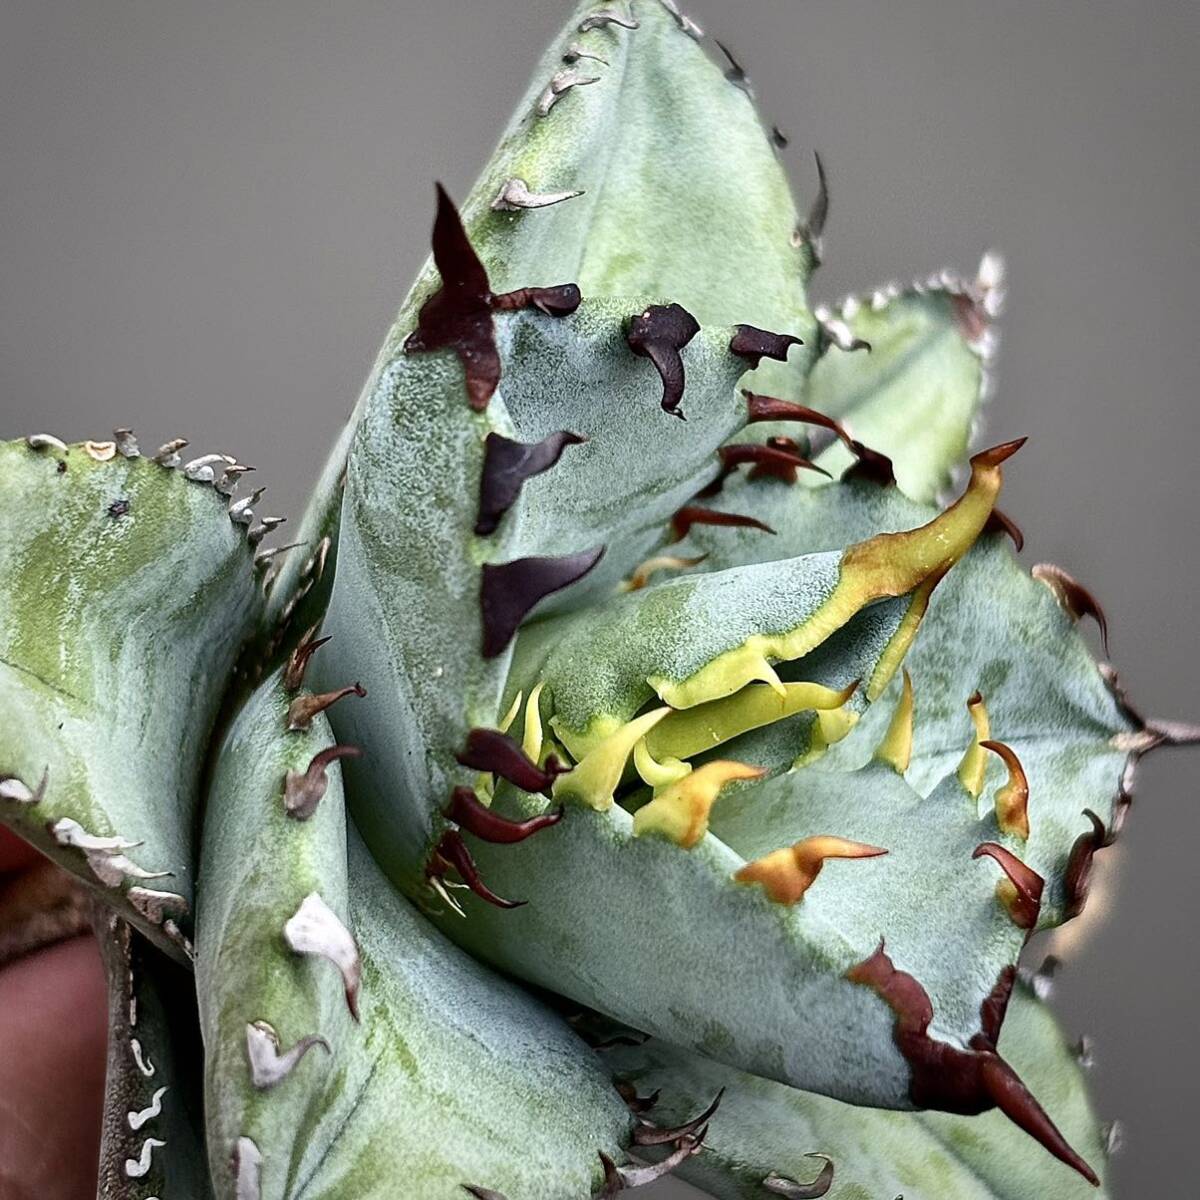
[233,1136,263,1200]
[248,516,286,546]
[491,177,585,211]
[245,1021,331,1089]
[537,68,601,116]
[183,453,233,482]
[229,487,266,525]
[840,294,860,320]
[85,439,117,461]
[26,433,68,452]
[216,464,255,496]
[0,770,46,804]
[578,7,638,32]
[152,438,189,467]
[939,268,960,291]
[871,289,889,311]
[127,1086,168,1131]
[1102,1119,1124,1156]
[813,304,831,322]
[977,249,1006,292]
[51,818,171,889]
[124,1136,166,1178]
[926,272,944,291]
[126,887,189,925]
[113,428,141,457]
[130,1038,156,1077]
[283,893,362,1019]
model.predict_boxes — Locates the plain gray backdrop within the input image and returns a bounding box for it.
[2,2,1196,1195]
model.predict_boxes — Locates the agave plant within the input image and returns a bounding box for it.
[2,3,1195,1198]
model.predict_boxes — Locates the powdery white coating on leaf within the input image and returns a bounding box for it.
[0,440,260,960]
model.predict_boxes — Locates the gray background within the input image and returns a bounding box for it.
[2,1,1196,1195]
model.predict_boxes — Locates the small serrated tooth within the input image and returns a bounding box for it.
[26,433,68,452]
[491,177,584,211]
[245,1021,330,1089]
[1073,1035,1095,1068]
[247,516,286,547]
[254,540,303,569]
[537,69,601,116]
[840,294,860,319]
[282,893,361,1019]
[183,453,233,482]
[562,41,608,64]
[113,428,141,457]
[229,488,266,524]
[871,289,889,311]
[152,438,189,467]
[215,464,255,496]
[578,7,638,32]
[813,304,831,322]
[85,440,117,461]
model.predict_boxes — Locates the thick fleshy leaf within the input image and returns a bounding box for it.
[0,436,261,961]
[94,910,211,1199]
[605,981,1110,1198]
[198,671,632,1200]
[320,296,788,890]
[435,750,1099,1182]
[269,0,816,641]
[671,470,1142,923]
[804,260,1002,502]
[507,443,1011,764]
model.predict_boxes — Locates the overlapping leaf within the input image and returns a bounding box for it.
[605,981,1111,1199]
[0,436,262,961]
[197,670,632,1200]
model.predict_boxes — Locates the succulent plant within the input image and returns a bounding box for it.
[2,3,1196,1198]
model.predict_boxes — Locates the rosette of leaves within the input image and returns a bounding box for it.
[1,3,1194,1198]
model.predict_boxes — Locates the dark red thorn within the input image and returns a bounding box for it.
[847,942,1098,1186]
[480,547,605,658]
[670,505,775,542]
[616,1081,661,1114]
[284,745,363,821]
[490,283,582,317]
[750,436,805,484]
[1064,809,1107,920]
[633,1089,724,1146]
[973,843,1044,930]
[729,325,804,368]
[430,831,526,909]
[456,729,564,794]
[1032,563,1110,653]
[742,391,895,486]
[284,625,332,692]
[985,507,1025,552]
[286,683,366,733]
[445,786,563,843]
[719,441,831,483]
[626,303,700,418]
[976,965,1018,1049]
[979,1055,1100,1186]
[476,431,585,537]
[404,184,499,412]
